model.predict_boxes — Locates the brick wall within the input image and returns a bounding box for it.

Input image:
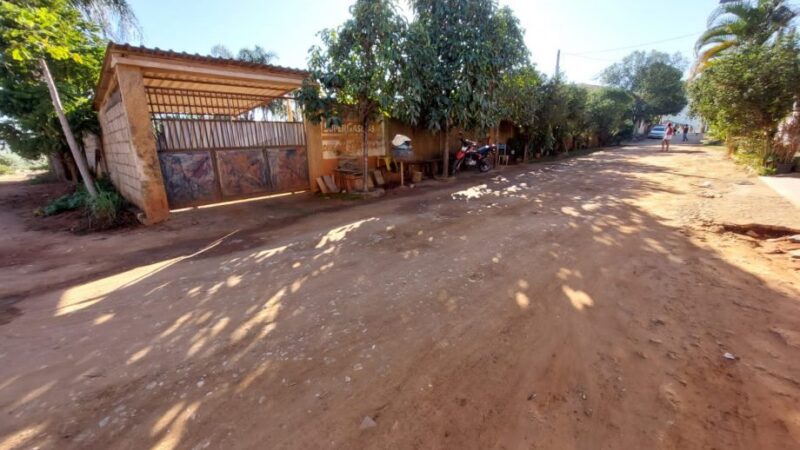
[98,89,145,209]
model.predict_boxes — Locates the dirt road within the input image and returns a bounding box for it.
[2,142,800,449]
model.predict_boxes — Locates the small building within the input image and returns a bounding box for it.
[92,43,521,223]
[93,43,322,223]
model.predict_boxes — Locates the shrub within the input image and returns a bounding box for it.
[43,177,129,228]
[86,188,125,223]
[43,189,88,216]
[689,37,800,170]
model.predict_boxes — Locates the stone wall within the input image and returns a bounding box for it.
[98,89,145,209]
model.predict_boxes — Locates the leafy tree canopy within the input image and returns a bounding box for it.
[689,35,800,157]
[0,0,105,159]
[601,50,687,121]
[298,0,406,128]
[297,0,406,189]
[694,0,798,74]
[497,64,544,136]
[586,87,634,145]
[405,0,528,134]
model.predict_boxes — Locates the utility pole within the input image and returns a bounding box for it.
[555,49,561,79]
[40,59,97,198]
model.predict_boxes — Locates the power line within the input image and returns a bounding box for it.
[567,31,703,56]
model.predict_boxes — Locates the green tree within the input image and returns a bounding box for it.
[601,50,687,132]
[694,0,798,75]
[529,80,589,155]
[404,0,527,175]
[558,83,589,151]
[689,37,800,167]
[482,6,529,133]
[497,65,544,159]
[586,87,634,146]
[0,0,110,193]
[298,0,406,191]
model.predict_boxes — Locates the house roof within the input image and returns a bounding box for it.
[93,43,310,114]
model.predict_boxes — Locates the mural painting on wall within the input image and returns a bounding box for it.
[267,148,309,191]
[216,150,270,197]
[321,119,386,160]
[159,152,217,206]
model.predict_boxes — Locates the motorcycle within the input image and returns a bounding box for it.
[452,138,496,174]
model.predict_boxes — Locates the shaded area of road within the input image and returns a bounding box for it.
[1,142,799,449]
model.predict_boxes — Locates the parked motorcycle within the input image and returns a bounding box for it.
[452,138,496,174]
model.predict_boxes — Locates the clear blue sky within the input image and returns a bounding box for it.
[126,0,722,84]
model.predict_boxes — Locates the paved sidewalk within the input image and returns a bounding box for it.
[760,173,800,209]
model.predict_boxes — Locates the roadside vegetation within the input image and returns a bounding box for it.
[0,151,48,175]
[40,177,131,230]
[2,0,691,228]
[299,0,688,172]
[689,0,800,174]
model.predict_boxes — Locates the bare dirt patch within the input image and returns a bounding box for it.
[716,223,800,240]
[1,142,800,449]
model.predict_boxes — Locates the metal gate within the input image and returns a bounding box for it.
[148,88,309,209]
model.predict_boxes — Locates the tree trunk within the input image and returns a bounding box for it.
[725,135,735,155]
[362,117,369,193]
[64,152,78,183]
[39,59,97,198]
[47,152,68,181]
[442,121,450,177]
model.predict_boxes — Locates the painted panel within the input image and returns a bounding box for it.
[159,152,217,207]
[216,149,270,197]
[321,119,385,159]
[266,147,310,192]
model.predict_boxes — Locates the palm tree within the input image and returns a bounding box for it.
[210,45,278,64]
[693,0,798,75]
[70,0,140,41]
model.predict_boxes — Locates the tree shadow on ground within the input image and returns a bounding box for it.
[1,147,799,450]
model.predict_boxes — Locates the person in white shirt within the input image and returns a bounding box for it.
[661,123,675,152]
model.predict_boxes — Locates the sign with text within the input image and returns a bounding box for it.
[321,119,386,159]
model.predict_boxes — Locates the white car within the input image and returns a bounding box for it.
[647,125,666,139]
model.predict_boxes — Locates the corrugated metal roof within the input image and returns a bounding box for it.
[107,43,309,76]
[94,42,309,109]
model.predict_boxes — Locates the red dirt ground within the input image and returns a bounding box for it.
[1,141,799,449]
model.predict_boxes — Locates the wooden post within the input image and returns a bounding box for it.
[362,117,370,192]
[40,59,98,197]
[442,120,450,178]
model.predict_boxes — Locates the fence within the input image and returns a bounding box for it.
[152,118,306,151]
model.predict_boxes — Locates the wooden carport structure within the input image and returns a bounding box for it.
[93,43,323,223]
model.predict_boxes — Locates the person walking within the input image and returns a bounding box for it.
[682,124,689,142]
[661,123,675,152]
